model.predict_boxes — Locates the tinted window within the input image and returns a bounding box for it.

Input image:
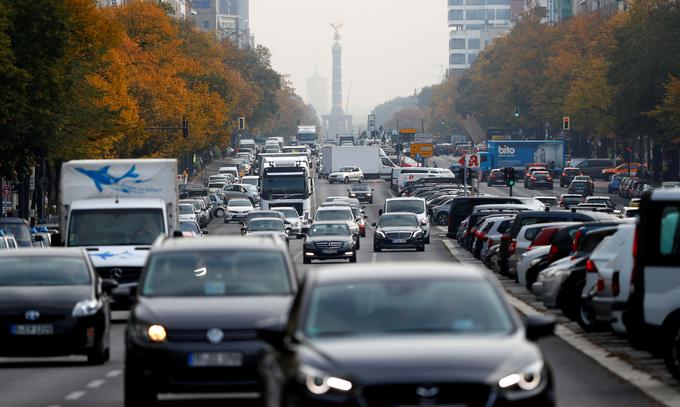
[304,280,513,337]
[386,200,425,214]
[315,209,353,221]
[69,209,164,246]
[143,251,292,297]
[180,222,200,234]
[309,224,351,236]
[660,206,680,256]
[248,219,284,231]
[379,214,419,227]
[0,257,90,286]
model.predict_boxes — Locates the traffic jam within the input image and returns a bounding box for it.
[0,132,679,407]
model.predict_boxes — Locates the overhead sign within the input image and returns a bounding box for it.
[400,128,417,134]
[459,154,480,168]
[367,114,376,131]
[414,133,433,143]
[463,116,485,144]
[410,143,433,158]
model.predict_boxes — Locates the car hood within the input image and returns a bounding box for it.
[377,226,421,233]
[134,296,293,330]
[305,235,354,244]
[301,334,540,384]
[0,286,92,314]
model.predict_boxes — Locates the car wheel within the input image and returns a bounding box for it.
[303,256,311,264]
[350,253,357,263]
[87,341,109,365]
[436,213,448,226]
[359,177,364,183]
[344,177,349,184]
[577,298,604,332]
[361,231,366,237]
[487,182,492,187]
[373,244,381,252]
[417,245,425,252]
[665,320,680,380]
[356,238,361,250]
[124,360,156,407]
[425,234,430,244]
[559,279,583,321]
[214,208,225,218]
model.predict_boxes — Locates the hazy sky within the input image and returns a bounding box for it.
[250,0,449,120]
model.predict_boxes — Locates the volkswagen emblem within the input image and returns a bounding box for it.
[25,310,40,321]
[110,268,123,281]
[416,385,440,398]
[206,328,224,345]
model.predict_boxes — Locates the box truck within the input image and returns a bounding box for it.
[486,140,565,172]
[58,159,178,308]
[319,145,396,179]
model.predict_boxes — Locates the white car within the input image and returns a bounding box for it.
[241,175,259,188]
[178,203,197,223]
[179,220,205,238]
[328,166,364,184]
[275,206,303,238]
[381,197,430,244]
[224,198,254,223]
[517,246,551,287]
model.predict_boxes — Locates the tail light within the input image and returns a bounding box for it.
[596,278,605,292]
[572,230,583,253]
[488,239,494,247]
[509,239,517,255]
[548,244,559,261]
[631,226,639,286]
[561,172,567,176]
[612,272,620,297]
[547,177,553,181]
[586,259,598,273]
[530,176,536,181]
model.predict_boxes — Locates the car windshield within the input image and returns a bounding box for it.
[564,168,580,175]
[304,279,514,337]
[277,208,299,218]
[338,166,353,172]
[248,219,284,232]
[142,251,292,297]
[180,222,200,234]
[0,258,90,286]
[0,222,31,242]
[308,223,351,236]
[229,200,251,207]
[68,208,165,246]
[315,209,353,221]
[379,214,419,227]
[351,184,371,191]
[179,205,194,214]
[242,184,257,193]
[564,196,582,203]
[386,200,425,214]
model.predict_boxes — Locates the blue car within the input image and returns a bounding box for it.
[607,173,626,193]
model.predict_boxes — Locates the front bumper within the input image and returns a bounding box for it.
[304,246,355,260]
[349,193,373,203]
[126,335,265,393]
[529,181,553,188]
[374,235,424,249]
[592,295,615,323]
[225,212,249,222]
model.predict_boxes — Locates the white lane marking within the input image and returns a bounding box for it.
[64,391,86,401]
[441,239,680,407]
[105,370,122,378]
[86,380,106,389]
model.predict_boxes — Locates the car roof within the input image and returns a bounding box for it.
[380,212,418,217]
[311,263,487,285]
[0,248,86,258]
[0,217,28,224]
[153,236,286,252]
[650,188,680,201]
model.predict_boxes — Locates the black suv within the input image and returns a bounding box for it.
[446,196,535,237]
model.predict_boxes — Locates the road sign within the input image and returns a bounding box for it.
[410,143,433,158]
[400,128,417,134]
[463,116,485,144]
[367,114,375,131]
[414,133,433,143]
[464,154,480,168]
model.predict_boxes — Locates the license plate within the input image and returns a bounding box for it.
[322,249,337,254]
[188,352,243,367]
[11,324,54,335]
[393,239,406,244]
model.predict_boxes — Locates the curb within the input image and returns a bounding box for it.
[441,237,680,407]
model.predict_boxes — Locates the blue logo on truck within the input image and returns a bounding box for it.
[75,165,156,194]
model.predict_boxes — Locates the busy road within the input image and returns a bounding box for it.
[0,167,666,407]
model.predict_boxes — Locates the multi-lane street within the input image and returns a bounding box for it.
[0,175,663,407]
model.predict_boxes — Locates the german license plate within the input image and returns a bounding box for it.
[322,249,337,254]
[188,352,243,367]
[393,239,406,244]
[11,324,54,335]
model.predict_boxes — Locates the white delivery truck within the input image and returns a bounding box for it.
[59,159,178,309]
[260,156,313,220]
[319,145,395,179]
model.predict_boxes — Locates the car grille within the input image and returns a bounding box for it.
[167,328,257,343]
[385,232,412,240]
[0,311,68,324]
[362,383,491,407]
[315,241,343,248]
[96,266,142,285]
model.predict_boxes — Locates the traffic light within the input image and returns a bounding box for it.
[562,116,570,131]
[502,167,509,181]
[507,167,515,187]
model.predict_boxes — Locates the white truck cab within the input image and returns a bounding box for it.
[381,197,430,244]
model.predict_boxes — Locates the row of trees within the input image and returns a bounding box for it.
[0,0,317,183]
[378,0,680,178]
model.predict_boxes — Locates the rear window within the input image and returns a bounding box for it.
[660,206,680,256]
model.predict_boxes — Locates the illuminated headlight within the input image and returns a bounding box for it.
[376,230,386,238]
[412,230,424,238]
[132,322,168,343]
[498,360,544,391]
[349,193,356,197]
[72,299,102,317]
[298,365,353,395]
[366,193,372,196]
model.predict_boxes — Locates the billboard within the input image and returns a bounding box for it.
[410,143,433,158]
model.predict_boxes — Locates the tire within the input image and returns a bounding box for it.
[436,213,448,226]
[373,244,381,252]
[303,256,311,264]
[214,208,225,218]
[356,238,361,250]
[359,177,364,183]
[349,253,357,263]
[361,231,366,237]
[425,234,430,244]
[87,341,109,365]
[577,297,604,332]
[665,320,680,380]
[344,177,349,184]
[124,360,156,407]
[417,245,425,252]
[559,278,583,321]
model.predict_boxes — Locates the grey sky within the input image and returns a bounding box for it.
[250,0,448,119]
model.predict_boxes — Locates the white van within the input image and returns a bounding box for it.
[381,197,430,244]
[395,168,454,194]
[218,166,239,181]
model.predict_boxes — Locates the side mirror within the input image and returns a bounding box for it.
[240,228,246,236]
[524,314,555,341]
[256,318,287,347]
[202,230,209,235]
[378,209,383,216]
[101,278,119,293]
[420,219,428,226]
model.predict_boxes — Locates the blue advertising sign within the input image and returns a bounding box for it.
[487,140,565,169]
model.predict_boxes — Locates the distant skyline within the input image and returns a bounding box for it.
[250,1,448,121]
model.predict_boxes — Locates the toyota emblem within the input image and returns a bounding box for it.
[25,310,40,321]
[416,385,440,398]
[206,328,224,345]
[110,268,123,280]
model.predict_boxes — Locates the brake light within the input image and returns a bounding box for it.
[562,172,567,176]
[597,278,605,292]
[501,233,511,241]
[631,226,638,285]
[509,239,517,255]
[488,239,494,247]
[572,230,583,253]
[547,177,552,181]
[586,259,598,273]
[612,272,620,297]
[548,244,559,261]
[530,176,536,181]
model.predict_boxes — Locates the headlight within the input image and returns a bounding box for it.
[350,193,356,197]
[498,360,544,391]
[132,322,168,343]
[413,230,424,238]
[299,365,353,395]
[72,299,102,318]
[376,230,385,238]
[366,193,372,196]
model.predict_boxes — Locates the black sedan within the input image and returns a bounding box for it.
[124,237,297,406]
[487,168,507,186]
[257,263,556,407]
[303,222,357,264]
[373,212,425,252]
[527,171,553,190]
[347,184,374,203]
[0,249,115,364]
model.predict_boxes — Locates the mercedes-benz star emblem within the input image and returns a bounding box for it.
[206,328,224,345]
[110,268,123,280]
[416,385,440,398]
[25,310,40,321]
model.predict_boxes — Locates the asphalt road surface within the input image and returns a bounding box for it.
[0,175,660,407]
